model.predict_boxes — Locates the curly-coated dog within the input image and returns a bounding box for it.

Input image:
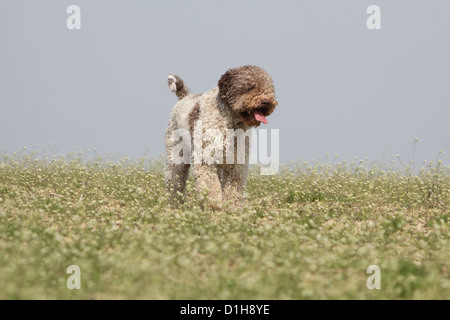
[165,65,277,210]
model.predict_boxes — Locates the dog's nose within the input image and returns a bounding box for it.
[261,98,272,106]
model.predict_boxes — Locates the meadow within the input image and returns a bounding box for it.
[0,151,449,299]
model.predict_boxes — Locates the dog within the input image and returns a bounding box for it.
[165,65,277,210]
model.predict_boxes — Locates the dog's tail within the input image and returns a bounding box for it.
[167,74,190,100]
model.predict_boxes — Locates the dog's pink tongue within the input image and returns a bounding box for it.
[254,110,268,124]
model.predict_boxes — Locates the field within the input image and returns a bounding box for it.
[0,152,449,299]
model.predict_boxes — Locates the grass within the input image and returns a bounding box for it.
[0,151,449,299]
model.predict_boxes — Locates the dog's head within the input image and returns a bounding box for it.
[218,65,277,127]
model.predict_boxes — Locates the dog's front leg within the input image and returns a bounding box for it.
[221,164,248,212]
[192,164,222,211]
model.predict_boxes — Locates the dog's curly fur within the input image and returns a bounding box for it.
[165,65,277,210]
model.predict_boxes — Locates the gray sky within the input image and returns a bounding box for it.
[1,0,449,166]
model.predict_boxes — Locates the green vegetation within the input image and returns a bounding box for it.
[0,151,449,299]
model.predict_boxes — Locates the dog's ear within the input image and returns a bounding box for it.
[218,69,235,103]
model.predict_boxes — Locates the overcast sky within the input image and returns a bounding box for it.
[1,0,449,167]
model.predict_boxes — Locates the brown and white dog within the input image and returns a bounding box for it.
[165,65,277,210]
